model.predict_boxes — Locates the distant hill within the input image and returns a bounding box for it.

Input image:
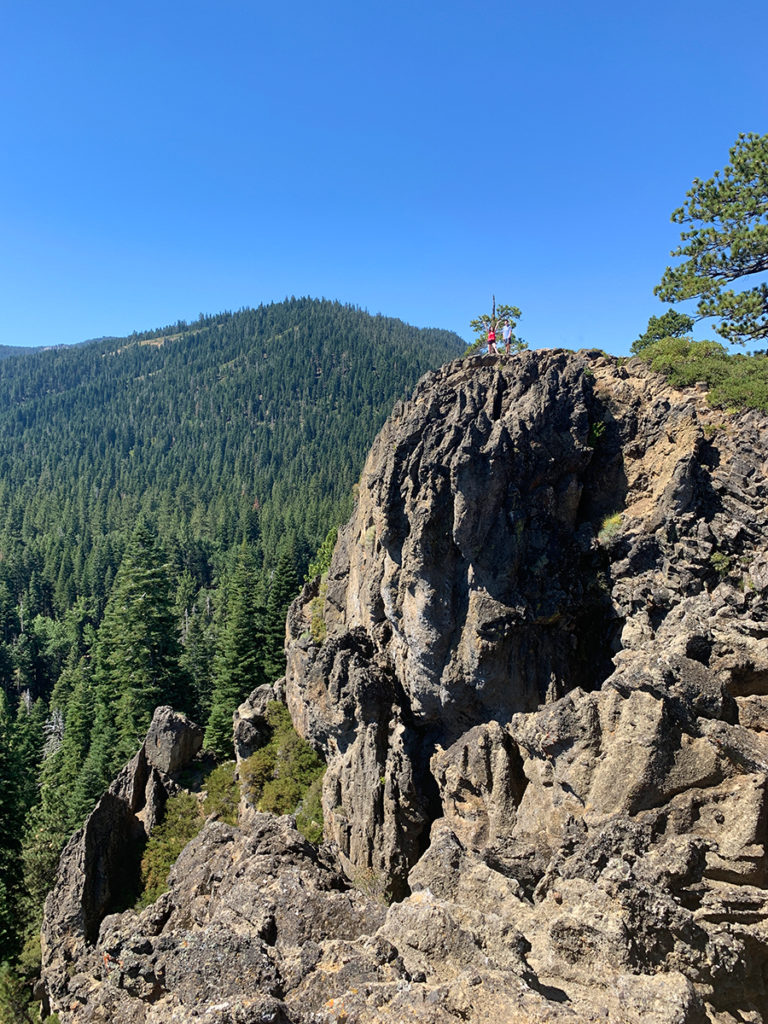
[0,343,42,360]
[0,298,465,613]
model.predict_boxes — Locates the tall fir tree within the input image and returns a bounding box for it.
[263,545,300,681]
[0,691,21,960]
[89,517,188,776]
[21,661,95,927]
[205,545,266,757]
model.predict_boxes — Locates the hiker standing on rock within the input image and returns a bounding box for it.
[487,321,498,355]
[502,319,512,355]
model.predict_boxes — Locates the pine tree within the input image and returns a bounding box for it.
[13,693,47,818]
[91,517,187,772]
[655,132,768,346]
[0,692,21,960]
[263,545,300,681]
[179,591,217,723]
[205,546,266,757]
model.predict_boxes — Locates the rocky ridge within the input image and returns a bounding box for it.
[41,350,768,1022]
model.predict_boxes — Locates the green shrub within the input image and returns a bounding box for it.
[598,512,622,544]
[710,551,733,579]
[260,776,304,815]
[202,761,239,825]
[135,792,201,909]
[266,700,293,733]
[295,776,324,844]
[240,747,276,803]
[239,701,325,843]
[638,338,768,413]
[587,420,606,447]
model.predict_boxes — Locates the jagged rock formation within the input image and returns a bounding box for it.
[41,351,768,1022]
[40,708,203,1017]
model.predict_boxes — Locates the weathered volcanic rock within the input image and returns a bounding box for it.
[280,349,768,1019]
[40,707,203,1017]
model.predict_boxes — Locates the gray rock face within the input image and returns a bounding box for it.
[40,707,203,1016]
[280,350,768,1020]
[233,682,282,763]
[41,352,768,1023]
[143,706,205,775]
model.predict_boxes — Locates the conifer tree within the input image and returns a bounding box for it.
[91,517,187,773]
[0,691,21,959]
[179,592,217,723]
[205,545,266,757]
[263,545,300,680]
[13,693,47,818]
[656,132,768,345]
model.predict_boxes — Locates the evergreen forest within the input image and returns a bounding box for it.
[0,298,464,989]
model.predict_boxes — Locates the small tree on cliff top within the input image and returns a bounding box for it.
[468,299,526,353]
[631,309,695,355]
[655,132,768,346]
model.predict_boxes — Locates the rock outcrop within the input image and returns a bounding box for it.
[41,351,768,1023]
[40,707,203,1017]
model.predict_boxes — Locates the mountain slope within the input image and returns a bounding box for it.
[0,344,41,360]
[0,299,464,622]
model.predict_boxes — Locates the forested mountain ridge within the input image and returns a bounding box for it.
[0,299,463,621]
[0,298,464,992]
[0,345,42,361]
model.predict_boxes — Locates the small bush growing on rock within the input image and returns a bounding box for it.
[240,748,275,800]
[202,761,239,825]
[598,512,622,544]
[587,420,606,446]
[295,776,324,844]
[136,792,201,909]
[638,337,768,413]
[710,551,733,579]
[239,701,326,842]
[351,866,392,905]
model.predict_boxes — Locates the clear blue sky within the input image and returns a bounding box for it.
[1,0,765,354]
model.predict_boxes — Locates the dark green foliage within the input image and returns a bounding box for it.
[204,546,267,758]
[135,792,201,909]
[0,960,36,1023]
[201,762,239,825]
[637,337,768,412]
[655,132,768,346]
[239,702,325,841]
[0,345,42,361]
[87,518,188,775]
[631,309,694,355]
[0,692,22,961]
[295,776,324,845]
[21,663,95,932]
[306,526,338,582]
[263,547,300,680]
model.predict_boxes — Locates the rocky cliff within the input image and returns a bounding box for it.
[41,350,768,1023]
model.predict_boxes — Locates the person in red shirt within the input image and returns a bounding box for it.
[487,322,498,355]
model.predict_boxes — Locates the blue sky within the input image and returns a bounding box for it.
[1,0,765,354]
